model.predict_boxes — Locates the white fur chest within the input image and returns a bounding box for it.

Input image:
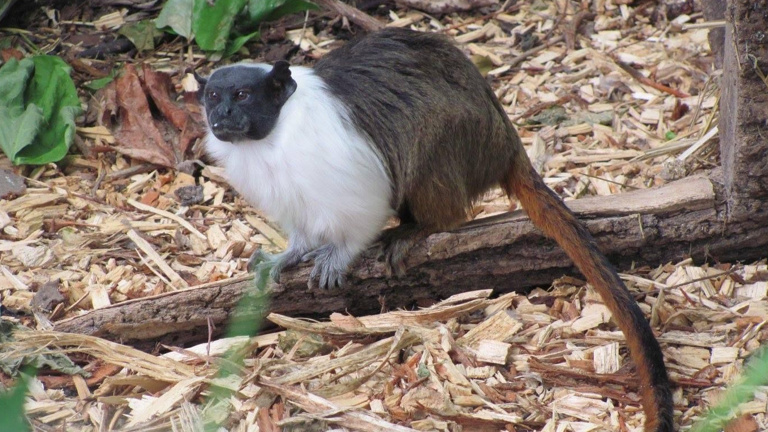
[205,66,393,250]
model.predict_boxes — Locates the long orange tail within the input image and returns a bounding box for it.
[504,157,673,432]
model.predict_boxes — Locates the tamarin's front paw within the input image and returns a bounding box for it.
[247,249,273,273]
[303,245,348,289]
[247,248,303,283]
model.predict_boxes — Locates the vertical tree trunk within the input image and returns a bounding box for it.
[718,0,768,221]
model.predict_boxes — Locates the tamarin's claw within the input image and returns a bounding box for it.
[304,244,349,289]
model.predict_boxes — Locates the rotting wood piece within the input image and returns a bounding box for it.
[313,0,384,32]
[394,0,497,15]
[54,175,768,349]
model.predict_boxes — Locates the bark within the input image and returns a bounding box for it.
[313,0,384,31]
[56,175,764,349]
[700,0,725,67]
[719,0,768,209]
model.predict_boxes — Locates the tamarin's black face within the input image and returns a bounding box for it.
[197,61,297,142]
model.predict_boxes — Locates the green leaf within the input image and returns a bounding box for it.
[23,56,82,165]
[665,130,677,140]
[0,104,44,161]
[156,0,313,53]
[192,0,249,52]
[155,0,194,38]
[118,20,162,52]
[270,0,318,21]
[224,30,260,57]
[0,57,32,107]
[470,54,494,77]
[248,0,285,23]
[201,252,270,429]
[84,73,116,92]
[0,55,82,165]
[692,346,768,432]
[247,0,317,25]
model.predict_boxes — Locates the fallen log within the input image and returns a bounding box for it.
[54,174,768,350]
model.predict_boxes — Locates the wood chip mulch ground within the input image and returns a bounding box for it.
[3,1,765,431]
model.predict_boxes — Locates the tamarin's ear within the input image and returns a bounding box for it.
[193,70,208,86]
[266,60,297,102]
[270,60,291,83]
[193,70,208,102]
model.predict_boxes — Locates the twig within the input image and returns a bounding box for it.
[127,198,207,240]
[510,92,582,122]
[126,228,189,289]
[91,161,107,197]
[439,4,521,33]
[106,163,161,180]
[507,35,564,69]
[747,54,768,91]
[612,56,690,98]
[563,10,595,50]
[312,0,384,32]
[395,0,495,15]
[578,173,641,190]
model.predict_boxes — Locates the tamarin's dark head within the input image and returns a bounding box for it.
[196,61,297,142]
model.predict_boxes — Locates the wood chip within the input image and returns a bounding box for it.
[458,310,523,347]
[474,340,511,365]
[244,213,287,249]
[127,198,206,240]
[593,342,620,374]
[126,229,188,289]
[710,347,739,365]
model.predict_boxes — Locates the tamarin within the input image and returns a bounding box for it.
[197,28,673,431]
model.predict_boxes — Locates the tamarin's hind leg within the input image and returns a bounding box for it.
[380,196,466,277]
[379,224,433,277]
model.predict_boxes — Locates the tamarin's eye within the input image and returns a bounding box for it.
[207,90,219,101]
[234,90,250,101]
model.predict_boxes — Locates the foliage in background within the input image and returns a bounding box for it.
[202,256,273,429]
[83,72,117,92]
[246,0,317,26]
[0,0,19,24]
[0,55,82,166]
[155,0,317,55]
[692,345,768,432]
[0,370,32,432]
[0,322,36,432]
[118,20,163,52]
